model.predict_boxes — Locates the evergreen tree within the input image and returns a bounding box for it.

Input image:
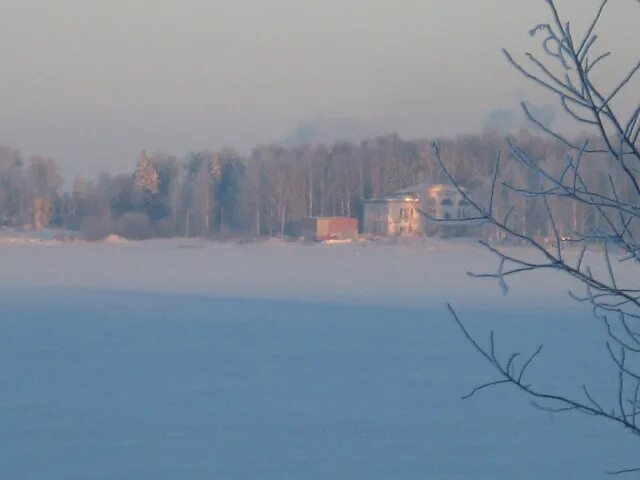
[134,151,159,194]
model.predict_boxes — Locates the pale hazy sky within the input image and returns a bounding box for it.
[0,0,638,178]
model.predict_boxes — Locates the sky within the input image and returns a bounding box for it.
[0,0,638,178]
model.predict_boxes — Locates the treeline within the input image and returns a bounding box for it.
[0,147,62,230]
[0,131,629,241]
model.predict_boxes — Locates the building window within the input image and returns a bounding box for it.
[400,207,413,220]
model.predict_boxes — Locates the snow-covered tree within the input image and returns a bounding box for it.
[134,151,159,194]
[436,1,640,471]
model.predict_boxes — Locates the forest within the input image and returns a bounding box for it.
[0,130,629,242]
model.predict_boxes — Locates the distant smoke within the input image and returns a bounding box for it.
[522,102,556,129]
[484,103,557,134]
[483,109,516,134]
[282,117,379,146]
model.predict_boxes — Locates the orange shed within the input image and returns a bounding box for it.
[300,217,358,241]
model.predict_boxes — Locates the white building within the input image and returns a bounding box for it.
[362,194,421,237]
[363,183,471,237]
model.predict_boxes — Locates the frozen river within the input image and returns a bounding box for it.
[1,239,635,479]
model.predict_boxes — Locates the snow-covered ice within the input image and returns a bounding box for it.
[0,239,635,479]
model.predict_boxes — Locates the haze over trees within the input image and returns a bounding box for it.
[0,127,630,242]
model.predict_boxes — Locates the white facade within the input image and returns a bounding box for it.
[363,184,470,237]
[363,195,421,237]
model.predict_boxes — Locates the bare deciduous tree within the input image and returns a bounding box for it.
[431,0,640,473]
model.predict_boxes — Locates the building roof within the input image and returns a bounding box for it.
[365,182,466,204]
[364,193,420,204]
[395,183,464,195]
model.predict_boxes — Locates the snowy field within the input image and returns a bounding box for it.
[1,238,637,479]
